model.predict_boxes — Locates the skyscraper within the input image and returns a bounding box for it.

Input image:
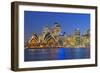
[74,28,80,47]
[52,22,61,36]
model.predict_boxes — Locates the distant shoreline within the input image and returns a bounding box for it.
[25,47,90,49]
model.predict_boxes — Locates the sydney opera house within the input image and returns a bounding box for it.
[24,22,90,49]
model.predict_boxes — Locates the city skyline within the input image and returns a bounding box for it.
[24,23,90,49]
[24,11,90,41]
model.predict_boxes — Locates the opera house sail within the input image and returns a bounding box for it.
[24,22,90,49]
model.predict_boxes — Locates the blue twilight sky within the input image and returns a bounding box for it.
[24,11,90,40]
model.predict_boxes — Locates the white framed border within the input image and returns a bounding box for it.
[18,5,96,68]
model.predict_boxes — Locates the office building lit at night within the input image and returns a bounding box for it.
[24,22,90,49]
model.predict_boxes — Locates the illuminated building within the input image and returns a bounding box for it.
[81,29,90,48]
[74,28,80,47]
[52,22,61,36]
[25,23,90,48]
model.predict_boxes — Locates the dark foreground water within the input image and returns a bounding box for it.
[24,48,90,61]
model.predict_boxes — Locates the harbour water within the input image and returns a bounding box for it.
[24,48,90,61]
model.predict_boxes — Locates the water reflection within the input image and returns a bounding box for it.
[24,48,90,61]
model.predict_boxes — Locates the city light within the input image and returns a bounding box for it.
[24,23,90,49]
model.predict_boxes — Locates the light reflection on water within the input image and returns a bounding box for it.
[24,48,90,61]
